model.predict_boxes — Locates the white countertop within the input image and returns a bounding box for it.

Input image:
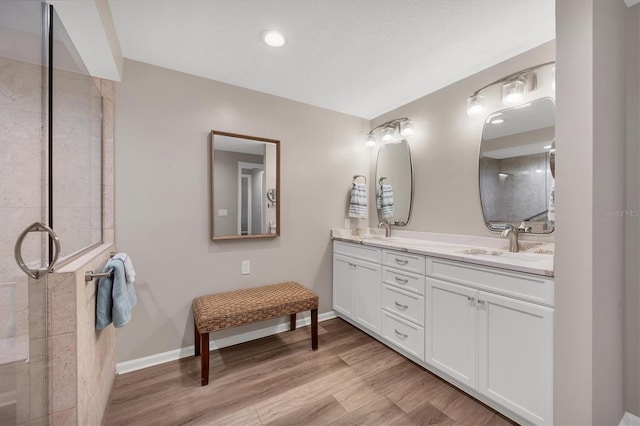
[331,229,554,277]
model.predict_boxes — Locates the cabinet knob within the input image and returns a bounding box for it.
[394,301,409,310]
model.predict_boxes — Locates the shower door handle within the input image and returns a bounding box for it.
[14,222,61,279]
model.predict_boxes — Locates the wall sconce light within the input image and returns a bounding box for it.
[365,118,414,146]
[466,61,555,116]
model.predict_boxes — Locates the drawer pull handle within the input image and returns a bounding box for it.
[394,329,408,339]
[394,301,409,310]
[467,296,475,302]
[348,263,356,267]
[395,258,409,265]
[395,276,409,284]
[477,300,485,305]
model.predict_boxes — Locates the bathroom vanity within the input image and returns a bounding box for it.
[332,231,554,426]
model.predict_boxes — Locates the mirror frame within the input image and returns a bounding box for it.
[375,139,414,226]
[210,130,280,241]
[478,97,555,234]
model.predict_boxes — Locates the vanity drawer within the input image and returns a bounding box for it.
[381,311,425,360]
[334,241,381,263]
[426,257,554,306]
[382,250,426,275]
[382,284,425,326]
[382,267,425,295]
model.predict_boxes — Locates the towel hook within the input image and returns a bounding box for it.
[353,174,367,184]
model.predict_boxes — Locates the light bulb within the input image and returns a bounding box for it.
[365,134,376,147]
[467,94,484,116]
[400,120,415,136]
[502,79,525,104]
[381,126,394,142]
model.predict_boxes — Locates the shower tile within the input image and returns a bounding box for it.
[0,57,42,113]
[51,407,76,426]
[100,79,114,100]
[0,108,43,208]
[29,357,48,420]
[49,273,76,336]
[28,277,47,340]
[50,332,77,413]
[103,186,114,230]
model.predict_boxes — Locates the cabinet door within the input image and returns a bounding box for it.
[333,254,356,317]
[426,278,478,389]
[354,259,381,333]
[478,291,553,425]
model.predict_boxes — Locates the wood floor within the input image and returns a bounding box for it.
[104,319,516,426]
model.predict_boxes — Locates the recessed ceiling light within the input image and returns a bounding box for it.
[263,30,285,47]
[491,119,505,124]
[544,145,552,149]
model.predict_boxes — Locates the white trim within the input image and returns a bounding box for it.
[620,412,640,426]
[116,311,337,375]
[623,0,640,7]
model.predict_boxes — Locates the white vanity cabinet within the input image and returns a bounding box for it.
[332,239,554,426]
[332,241,382,334]
[380,249,426,359]
[425,257,554,425]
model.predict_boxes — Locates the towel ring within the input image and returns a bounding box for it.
[353,174,367,183]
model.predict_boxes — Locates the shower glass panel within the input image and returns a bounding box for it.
[0,2,50,424]
[1,2,102,423]
[51,10,103,260]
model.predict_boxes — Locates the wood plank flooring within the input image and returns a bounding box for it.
[104,319,516,426]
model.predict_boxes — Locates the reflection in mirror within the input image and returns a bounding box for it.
[375,140,413,226]
[211,131,280,240]
[479,97,555,234]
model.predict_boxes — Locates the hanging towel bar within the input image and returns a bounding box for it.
[85,252,117,283]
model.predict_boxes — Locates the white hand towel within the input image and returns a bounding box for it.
[348,182,368,219]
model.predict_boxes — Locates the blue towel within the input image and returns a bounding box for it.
[96,253,137,330]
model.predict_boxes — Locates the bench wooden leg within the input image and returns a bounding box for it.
[194,318,200,356]
[201,332,209,386]
[311,309,318,351]
[290,313,296,331]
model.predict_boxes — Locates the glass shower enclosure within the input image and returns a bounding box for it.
[0,2,103,423]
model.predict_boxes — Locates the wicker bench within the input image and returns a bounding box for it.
[192,281,319,386]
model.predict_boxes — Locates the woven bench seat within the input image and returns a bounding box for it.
[192,281,319,385]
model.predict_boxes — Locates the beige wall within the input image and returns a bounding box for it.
[114,59,369,362]
[368,42,556,240]
[625,3,640,417]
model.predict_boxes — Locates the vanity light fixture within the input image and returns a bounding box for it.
[365,118,414,146]
[466,61,555,116]
[263,30,285,47]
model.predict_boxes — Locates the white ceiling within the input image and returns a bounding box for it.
[108,0,555,120]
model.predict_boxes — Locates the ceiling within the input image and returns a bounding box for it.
[108,0,555,120]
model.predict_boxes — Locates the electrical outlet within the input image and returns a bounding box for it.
[241,260,250,275]
[218,209,228,217]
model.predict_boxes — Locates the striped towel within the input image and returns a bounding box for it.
[348,182,368,218]
[377,184,395,219]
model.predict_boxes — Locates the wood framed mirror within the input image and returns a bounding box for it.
[210,130,280,240]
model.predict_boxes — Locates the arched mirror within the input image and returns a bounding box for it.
[479,97,555,234]
[210,130,280,240]
[375,139,413,226]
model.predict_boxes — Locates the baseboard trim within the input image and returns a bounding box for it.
[620,412,640,426]
[116,310,337,375]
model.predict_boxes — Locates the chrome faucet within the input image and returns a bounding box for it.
[378,221,391,238]
[501,225,519,253]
